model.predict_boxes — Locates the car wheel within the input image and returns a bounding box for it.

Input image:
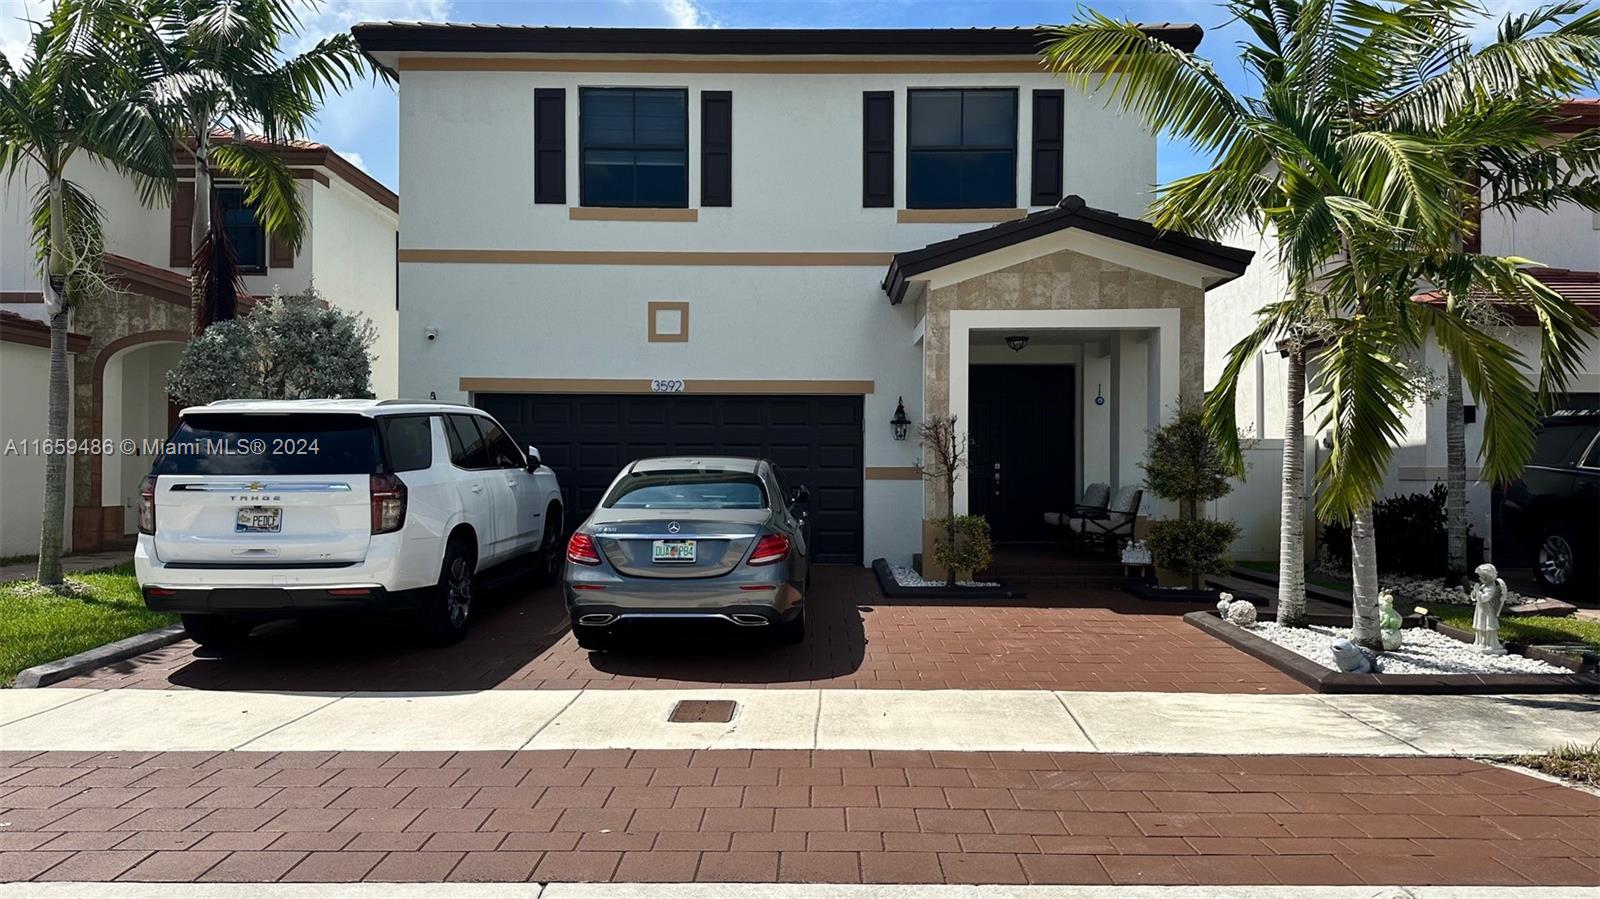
[775,607,805,644]
[533,516,562,586]
[1535,529,1577,594]
[181,614,252,648]
[573,624,611,651]
[416,538,475,645]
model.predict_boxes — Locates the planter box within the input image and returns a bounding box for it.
[1186,611,1598,695]
[871,558,1025,601]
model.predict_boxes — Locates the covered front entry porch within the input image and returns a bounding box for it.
[882,195,1254,570]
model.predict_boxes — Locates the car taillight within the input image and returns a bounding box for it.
[370,473,407,534]
[567,532,602,566]
[748,534,790,566]
[138,475,157,535]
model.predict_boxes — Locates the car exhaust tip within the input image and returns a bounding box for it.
[728,614,770,627]
[577,613,617,627]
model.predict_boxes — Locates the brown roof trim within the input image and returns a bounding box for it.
[2,291,44,303]
[0,310,91,353]
[178,136,398,213]
[882,195,1255,304]
[104,254,193,308]
[352,23,1204,62]
[1414,268,1600,325]
[1552,99,1599,134]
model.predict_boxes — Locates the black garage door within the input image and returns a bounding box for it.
[476,393,865,563]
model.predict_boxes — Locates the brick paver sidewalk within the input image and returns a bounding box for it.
[2,750,1594,886]
[54,567,1306,694]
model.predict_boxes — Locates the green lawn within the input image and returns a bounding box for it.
[1516,742,1600,787]
[1434,608,1600,651]
[0,563,175,687]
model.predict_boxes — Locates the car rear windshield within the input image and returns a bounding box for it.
[152,413,381,476]
[603,470,768,510]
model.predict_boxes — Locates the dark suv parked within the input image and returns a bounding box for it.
[1499,409,1599,596]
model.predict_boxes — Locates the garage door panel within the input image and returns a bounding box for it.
[482,393,864,563]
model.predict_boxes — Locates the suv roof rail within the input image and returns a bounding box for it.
[376,398,475,408]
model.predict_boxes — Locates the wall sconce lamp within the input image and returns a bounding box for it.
[890,397,911,442]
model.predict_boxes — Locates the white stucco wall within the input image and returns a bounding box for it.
[308,179,399,398]
[1479,203,1600,272]
[0,341,74,555]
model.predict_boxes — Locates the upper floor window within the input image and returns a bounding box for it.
[907,89,1017,209]
[579,87,689,208]
[216,185,266,271]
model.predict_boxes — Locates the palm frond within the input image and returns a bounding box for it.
[1309,315,1417,521]
[208,140,304,248]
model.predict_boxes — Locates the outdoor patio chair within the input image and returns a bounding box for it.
[1068,485,1143,556]
[1043,482,1109,528]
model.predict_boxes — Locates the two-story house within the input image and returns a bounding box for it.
[1205,99,1600,564]
[0,136,399,555]
[354,23,1254,566]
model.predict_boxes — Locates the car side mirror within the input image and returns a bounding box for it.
[790,486,811,506]
[526,446,541,470]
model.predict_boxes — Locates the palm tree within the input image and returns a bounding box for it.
[0,0,174,585]
[1041,0,1597,646]
[136,0,379,331]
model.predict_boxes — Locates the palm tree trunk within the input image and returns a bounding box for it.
[1349,504,1382,649]
[1444,351,1468,577]
[36,174,69,586]
[1276,347,1308,626]
[189,131,210,334]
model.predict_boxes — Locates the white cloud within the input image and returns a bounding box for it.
[657,0,716,29]
[336,149,369,172]
[0,0,48,67]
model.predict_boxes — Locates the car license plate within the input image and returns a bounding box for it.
[652,539,696,563]
[235,506,282,533]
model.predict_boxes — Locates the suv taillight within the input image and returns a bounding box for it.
[567,532,601,566]
[370,473,407,534]
[137,475,157,535]
[748,533,790,566]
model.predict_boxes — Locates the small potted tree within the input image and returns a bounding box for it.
[916,415,994,587]
[1138,407,1241,600]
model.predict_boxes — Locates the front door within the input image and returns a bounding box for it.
[968,364,1075,540]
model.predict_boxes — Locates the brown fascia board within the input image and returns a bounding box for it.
[177,141,398,214]
[351,23,1204,60]
[882,195,1255,304]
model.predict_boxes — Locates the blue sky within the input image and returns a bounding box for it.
[0,0,1561,192]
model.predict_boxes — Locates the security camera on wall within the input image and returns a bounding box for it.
[424,327,438,342]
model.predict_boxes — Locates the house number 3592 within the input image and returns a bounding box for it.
[650,379,685,393]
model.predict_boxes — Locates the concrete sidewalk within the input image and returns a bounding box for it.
[3,688,1594,756]
[0,551,131,584]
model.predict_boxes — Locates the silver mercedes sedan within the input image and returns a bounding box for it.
[562,456,810,650]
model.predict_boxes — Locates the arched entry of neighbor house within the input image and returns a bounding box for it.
[95,332,186,539]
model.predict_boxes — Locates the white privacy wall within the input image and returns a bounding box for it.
[0,342,74,555]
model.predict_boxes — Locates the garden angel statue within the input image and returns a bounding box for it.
[1470,563,1509,656]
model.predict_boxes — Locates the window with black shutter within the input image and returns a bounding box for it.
[534,88,566,204]
[862,91,894,208]
[579,87,689,208]
[1030,90,1064,206]
[907,89,1017,209]
[701,91,732,207]
[215,186,266,271]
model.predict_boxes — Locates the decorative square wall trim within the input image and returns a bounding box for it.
[648,301,690,342]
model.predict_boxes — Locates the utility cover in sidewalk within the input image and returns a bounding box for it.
[669,699,736,723]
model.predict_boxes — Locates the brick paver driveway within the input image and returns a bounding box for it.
[56,566,1304,694]
[2,750,1595,886]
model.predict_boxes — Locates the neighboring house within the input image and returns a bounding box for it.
[0,136,399,555]
[354,23,1253,566]
[1205,99,1600,563]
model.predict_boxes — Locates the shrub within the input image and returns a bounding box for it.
[167,287,376,407]
[932,515,993,581]
[1320,484,1477,576]
[1147,519,1241,589]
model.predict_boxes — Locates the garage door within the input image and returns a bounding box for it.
[476,393,865,563]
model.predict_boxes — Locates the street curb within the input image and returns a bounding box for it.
[11,624,186,688]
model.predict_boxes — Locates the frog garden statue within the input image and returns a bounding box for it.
[1378,591,1403,652]
[1332,638,1381,674]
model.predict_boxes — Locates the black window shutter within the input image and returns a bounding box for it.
[534,88,566,204]
[701,91,732,207]
[862,91,894,208]
[1030,90,1064,207]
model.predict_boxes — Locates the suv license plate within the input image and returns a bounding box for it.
[236,506,282,533]
[652,539,696,563]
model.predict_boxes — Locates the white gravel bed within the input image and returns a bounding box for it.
[891,565,999,588]
[1247,622,1569,675]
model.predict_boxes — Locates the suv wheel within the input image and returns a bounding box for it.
[417,538,475,644]
[181,614,252,648]
[534,515,563,586]
[1536,529,1577,594]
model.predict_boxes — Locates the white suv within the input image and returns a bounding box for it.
[135,399,564,646]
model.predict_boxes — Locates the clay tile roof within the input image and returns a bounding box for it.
[1414,268,1600,324]
[0,309,92,353]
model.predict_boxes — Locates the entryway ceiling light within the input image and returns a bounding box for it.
[1006,335,1030,353]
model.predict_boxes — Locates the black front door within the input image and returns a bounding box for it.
[968,365,1075,540]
